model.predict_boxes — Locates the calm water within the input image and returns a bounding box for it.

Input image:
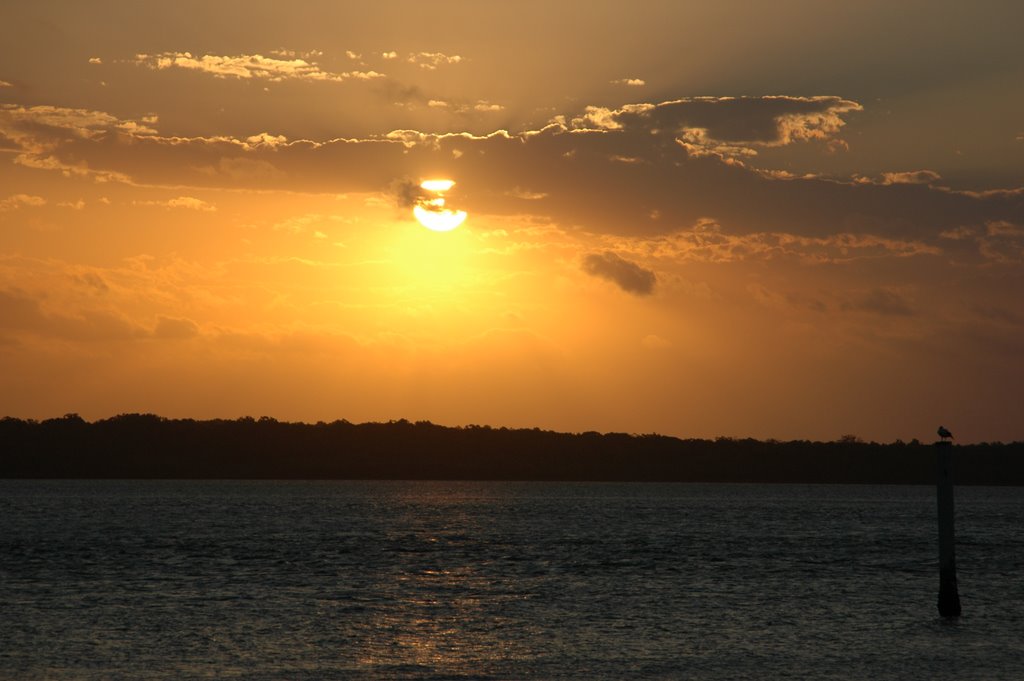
[0,481,1021,680]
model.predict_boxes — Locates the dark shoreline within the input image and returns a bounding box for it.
[3,414,1022,484]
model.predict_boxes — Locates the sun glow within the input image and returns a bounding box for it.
[420,179,455,192]
[414,179,467,232]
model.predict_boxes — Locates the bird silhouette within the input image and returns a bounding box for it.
[937,425,953,440]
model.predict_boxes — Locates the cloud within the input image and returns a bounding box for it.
[134,196,216,211]
[853,169,943,186]
[505,187,548,200]
[3,99,1021,261]
[571,96,862,154]
[132,52,384,82]
[978,221,1024,264]
[422,99,507,115]
[244,132,289,149]
[391,178,430,209]
[268,48,323,59]
[167,196,215,210]
[582,251,657,295]
[611,78,645,87]
[936,221,1024,264]
[0,104,157,144]
[0,194,46,211]
[0,80,11,88]
[0,105,158,182]
[474,101,504,112]
[407,52,462,70]
[88,57,102,65]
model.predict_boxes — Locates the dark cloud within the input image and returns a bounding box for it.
[582,252,656,295]
[3,100,1022,254]
[390,177,429,208]
[572,96,861,148]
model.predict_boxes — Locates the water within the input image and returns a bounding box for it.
[1,481,1021,680]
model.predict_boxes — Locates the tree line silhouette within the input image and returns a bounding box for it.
[1,414,1022,483]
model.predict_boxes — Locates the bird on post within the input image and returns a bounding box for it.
[937,425,953,441]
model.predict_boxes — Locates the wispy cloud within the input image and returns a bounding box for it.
[878,170,942,185]
[0,104,158,142]
[505,187,548,200]
[268,48,323,60]
[133,52,384,82]
[244,132,289,149]
[406,52,462,70]
[134,196,216,211]
[474,101,504,112]
[0,194,46,211]
[611,78,645,87]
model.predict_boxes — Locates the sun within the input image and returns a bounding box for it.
[413,204,467,232]
[414,179,467,232]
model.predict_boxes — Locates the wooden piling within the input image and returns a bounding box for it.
[936,440,961,617]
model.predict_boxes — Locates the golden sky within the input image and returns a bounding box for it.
[1,1,1022,442]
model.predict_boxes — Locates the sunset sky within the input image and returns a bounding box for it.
[1,1,1022,443]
